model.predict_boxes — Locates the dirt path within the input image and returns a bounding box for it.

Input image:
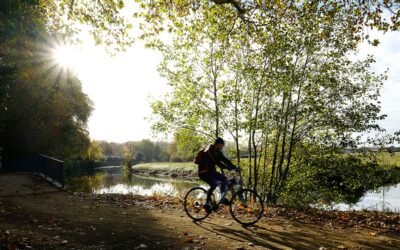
[0,172,399,249]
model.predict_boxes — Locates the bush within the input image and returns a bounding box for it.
[279,153,400,207]
[64,158,102,179]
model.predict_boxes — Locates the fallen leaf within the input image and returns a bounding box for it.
[134,243,148,249]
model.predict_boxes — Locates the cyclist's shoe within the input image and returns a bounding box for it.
[220,197,230,206]
[204,203,212,214]
[212,204,219,211]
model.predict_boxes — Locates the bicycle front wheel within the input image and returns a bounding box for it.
[184,187,210,221]
[229,188,264,226]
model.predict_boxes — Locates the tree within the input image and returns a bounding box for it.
[85,141,104,162]
[151,35,232,139]
[0,0,93,167]
[146,0,392,204]
[170,129,207,161]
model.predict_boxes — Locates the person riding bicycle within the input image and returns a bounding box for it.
[196,137,239,213]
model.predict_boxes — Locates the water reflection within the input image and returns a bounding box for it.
[332,183,400,212]
[93,166,202,196]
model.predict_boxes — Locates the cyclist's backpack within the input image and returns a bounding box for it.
[193,148,206,164]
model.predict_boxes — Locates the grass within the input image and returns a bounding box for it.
[374,152,400,167]
[353,151,400,169]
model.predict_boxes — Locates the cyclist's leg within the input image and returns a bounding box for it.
[214,172,228,203]
[199,173,217,203]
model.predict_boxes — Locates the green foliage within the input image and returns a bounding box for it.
[41,0,133,51]
[85,141,104,162]
[169,129,207,162]
[280,147,400,207]
[64,141,105,179]
[135,1,400,48]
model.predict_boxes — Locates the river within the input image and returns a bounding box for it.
[77,166,400,212]
[332,183,400,212]
[92,166,201,197]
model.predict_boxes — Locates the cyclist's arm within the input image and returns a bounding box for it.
[215,152,236,170]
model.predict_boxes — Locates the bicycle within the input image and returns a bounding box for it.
[183,169,264,226]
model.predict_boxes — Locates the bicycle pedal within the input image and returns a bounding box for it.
[204,203,212,214]
[219,198,230,205]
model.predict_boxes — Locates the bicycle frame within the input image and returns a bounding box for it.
[212,170,244,206]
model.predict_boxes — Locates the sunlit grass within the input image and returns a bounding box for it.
[374,152,400,167]
[135,162,196,170]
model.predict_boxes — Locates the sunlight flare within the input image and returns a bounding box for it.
[52,44,80,70]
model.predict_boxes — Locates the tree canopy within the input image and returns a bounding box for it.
[0,0,93,166]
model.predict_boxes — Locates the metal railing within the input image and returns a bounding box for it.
[6,154,64,188]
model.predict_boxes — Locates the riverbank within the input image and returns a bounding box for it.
[131,162,197,180]
[1,172,400,249]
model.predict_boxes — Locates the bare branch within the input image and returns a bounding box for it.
[211,0,245,14]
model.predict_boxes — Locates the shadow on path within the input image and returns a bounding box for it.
[193,218,398,250]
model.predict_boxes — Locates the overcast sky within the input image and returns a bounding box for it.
[67,27,399,143]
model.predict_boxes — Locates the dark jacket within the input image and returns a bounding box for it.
[198,144,235,174]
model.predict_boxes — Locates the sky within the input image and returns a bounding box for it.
[357,30,400,134]
[72,39,169,143]
[55,26,400,143]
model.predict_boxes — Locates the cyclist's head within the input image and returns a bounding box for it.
[214,137,225,149]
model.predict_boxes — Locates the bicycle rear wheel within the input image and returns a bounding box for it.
[229,188,264,226]
[184,187,212,221]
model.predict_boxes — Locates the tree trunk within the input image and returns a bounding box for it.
[213,76,219,138]
[234,78,241,164]
[276,90,292,182]
[268,92,286,203]
[278,56,308,192]
[248,130,252,188]
[261,134,269,201]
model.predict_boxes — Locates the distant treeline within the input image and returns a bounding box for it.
[96,137,248,165]
[96,139,400,166]
[342,147,400,153]
[96,139,201,164]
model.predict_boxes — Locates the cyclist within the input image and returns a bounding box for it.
[197,137,239,213]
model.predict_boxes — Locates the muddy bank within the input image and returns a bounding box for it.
[131,162,198,180]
